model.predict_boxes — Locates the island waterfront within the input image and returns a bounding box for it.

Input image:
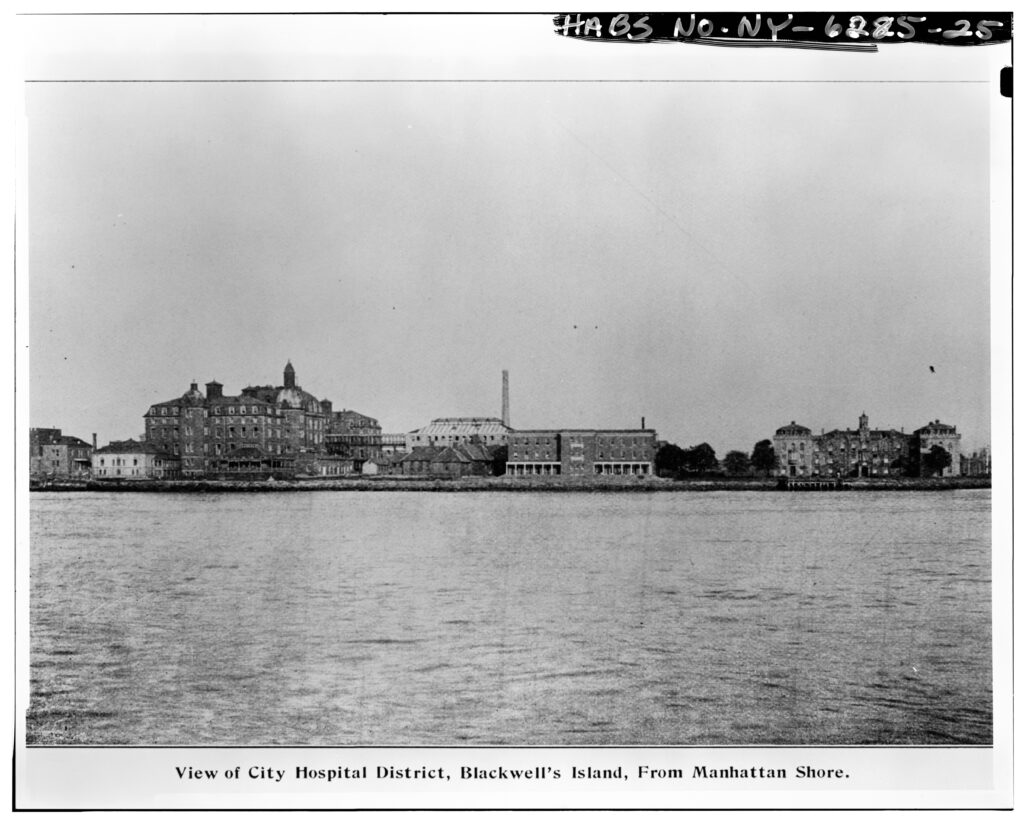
[31,361,989,490]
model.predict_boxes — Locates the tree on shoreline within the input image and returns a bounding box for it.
[921,444,952,477]
[655,443,686,478]
[723,450,751,476]
[750,440,777,477]
[682,443,718,474]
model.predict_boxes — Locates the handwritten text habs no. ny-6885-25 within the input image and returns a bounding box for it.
[554,13,1009,46]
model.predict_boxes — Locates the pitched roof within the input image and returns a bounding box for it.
[431,446,472,464]
[510,428,655,436]
[207,395,273,407]
[58,435,92,448]
[431,443,496,463]
[94,439,175,456]
[399,446,442,463]
[331,409,379,424]
[410,418,511,437]
[31,428,64,445]
[458,443,494,461]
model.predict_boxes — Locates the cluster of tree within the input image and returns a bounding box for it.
[655,439,778,479]
[723,441,778,477]
[877,445,950,478]
[922,445,952,476]
[655,442,717,477]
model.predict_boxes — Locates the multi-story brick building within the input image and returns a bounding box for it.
[325,410,383,469]
[143,362,336,478]
[773,414,961,478]
[506,428,658,477]
[29,428,93,478]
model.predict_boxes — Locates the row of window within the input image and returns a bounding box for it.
[149,403,325,415]
[151,415,283,426]
[511,436,651,446]
[327,435,384,443]
[512,447,653,456]
[787,444,902,455]
[151,405,306,418]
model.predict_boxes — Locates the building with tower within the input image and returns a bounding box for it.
[772,413,961,478]
[143,361,335,478]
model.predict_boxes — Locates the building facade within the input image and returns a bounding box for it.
[910,420,962,477]
[92,439,181,479]
[406,417,512,450]
[506,428,658,477]
[961,447,991,477]
[143,362,342,478]
[773,414,961,478]
[380,433,408,457]
[396,443,501,477]
[30,428,93,478]
[325,410,383,470]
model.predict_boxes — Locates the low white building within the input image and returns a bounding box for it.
[92,440,181,479]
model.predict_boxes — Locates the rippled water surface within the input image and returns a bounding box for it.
[28,490,991,745]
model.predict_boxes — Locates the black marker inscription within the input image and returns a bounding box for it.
[554,13,1012,50]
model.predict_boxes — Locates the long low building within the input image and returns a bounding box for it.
[92,439,181,479]
[406,417,511,450]
[506,428,658,477]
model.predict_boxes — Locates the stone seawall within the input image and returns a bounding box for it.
[29,476,990,493]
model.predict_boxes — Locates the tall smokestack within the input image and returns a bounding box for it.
[641,416,645,430]
[92,433,97,451]
[501,370,510,427]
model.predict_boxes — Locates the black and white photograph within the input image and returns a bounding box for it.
[13,7,1012,811]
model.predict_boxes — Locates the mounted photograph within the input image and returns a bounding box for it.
[14,8,1011,811]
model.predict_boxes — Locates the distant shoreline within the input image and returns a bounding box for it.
[30,476,992,493]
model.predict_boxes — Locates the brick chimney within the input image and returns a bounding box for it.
[501,370,510,427]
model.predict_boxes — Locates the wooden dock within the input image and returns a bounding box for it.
[777,477,846,491]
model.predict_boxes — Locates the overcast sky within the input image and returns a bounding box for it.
[22,14,1004,453]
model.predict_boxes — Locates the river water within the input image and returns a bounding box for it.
[27,490,991,746]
